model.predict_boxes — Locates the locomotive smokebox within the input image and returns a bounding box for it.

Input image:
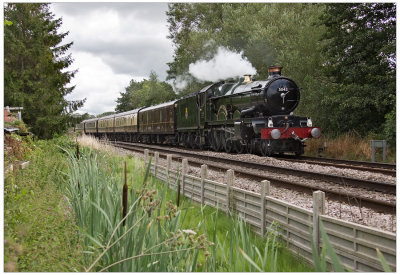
[268,65,283,78]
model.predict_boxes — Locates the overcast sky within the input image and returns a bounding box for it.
[50,3,173,115]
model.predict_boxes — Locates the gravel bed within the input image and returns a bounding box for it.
[114,146,396,233]
[168,147,396,185]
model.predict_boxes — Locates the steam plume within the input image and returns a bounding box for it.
[188,47,257,82]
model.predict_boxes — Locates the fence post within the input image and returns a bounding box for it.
[260,180,270,237]
[144,149,149,164]
[200,164,208,205]
[166,154,172,184]
[181,159,188,197]
[313,191,325,255]
[226,169,234,215]
[154,151,159,177]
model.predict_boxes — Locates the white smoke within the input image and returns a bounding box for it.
[174,75,189,90]
[188,46,257,82]
[167,75,190,93]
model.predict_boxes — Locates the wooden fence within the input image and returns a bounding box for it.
[145,150,396,272]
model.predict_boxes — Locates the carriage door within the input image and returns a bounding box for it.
[197,92,206,128]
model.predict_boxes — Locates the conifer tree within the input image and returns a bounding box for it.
[4,3,85,139]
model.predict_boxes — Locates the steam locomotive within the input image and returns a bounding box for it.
[76,66,321,156]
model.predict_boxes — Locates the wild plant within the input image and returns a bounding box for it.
[205,207,281,272]
[62,148,210,272]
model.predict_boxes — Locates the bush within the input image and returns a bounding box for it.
[4,136,84,271]
[383,105,396,148]
[4,134,34,164]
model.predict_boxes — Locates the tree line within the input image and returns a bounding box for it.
[162,3,396,145]
[4,3,395,145]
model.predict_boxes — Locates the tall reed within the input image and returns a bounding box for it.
[204,206,281,272]
[62,148,209,272]
[62,140,304,272]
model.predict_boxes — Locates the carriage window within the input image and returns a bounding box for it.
[207,89,213,98]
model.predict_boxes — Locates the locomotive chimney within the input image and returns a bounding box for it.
[268,65,282,78]
[243,74,252,83]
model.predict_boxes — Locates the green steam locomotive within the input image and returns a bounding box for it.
[77,65,321,156]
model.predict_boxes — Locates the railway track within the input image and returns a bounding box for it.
[275,155,396,177]
[110,141,395,213]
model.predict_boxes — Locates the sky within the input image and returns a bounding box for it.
[50,3,174,115]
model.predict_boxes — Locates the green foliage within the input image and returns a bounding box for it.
[4,136,84,271]
[177,194,311,271]
[6,119,29,134]
[383,102,396,148]
[97,111,115,118]
[4,3,85,139]
[63,149,208,271]
[376,249,392,272]
[221,218,281,272]
[167,3,396,143]
[70,113,96,126]
[311,223,346,272]
[317,3,396,138]
[148,172,311,271]
[63,144,311,271]
[166,3,325,99]
[115,79,144,112]
[4,19,13,26]
[115,71,176,112]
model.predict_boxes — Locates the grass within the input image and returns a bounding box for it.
[63,146,213,272]
[4,133,391,272]
[304,131,395,163]
[68,136,313,271]
[75,134,117,155]
[180,204,312,271]
[4,136,85,271]
[169,195,312,272]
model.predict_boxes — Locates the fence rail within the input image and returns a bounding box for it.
[145,150,396,272]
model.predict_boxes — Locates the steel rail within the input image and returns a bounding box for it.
[275,155,396,176]
[113,141,395,194]
[110,141,395,213]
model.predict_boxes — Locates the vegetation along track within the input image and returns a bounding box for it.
[110,141,395,213]
[276,155,396,177]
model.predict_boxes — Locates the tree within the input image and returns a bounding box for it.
[115,79,144,113]
[115,71,176,113]
[166,3,326,103]
[4,3,85,139]
[317,3,396,138]
[70,112,95,126]
[97,111,115,118]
